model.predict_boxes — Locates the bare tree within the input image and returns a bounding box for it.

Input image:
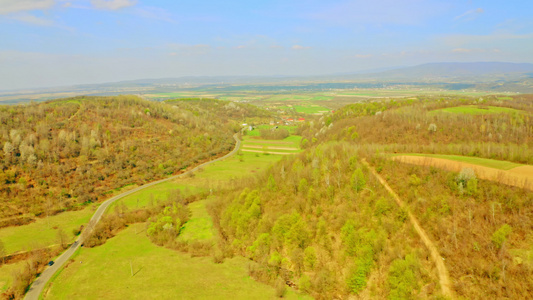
[56,229,68,249]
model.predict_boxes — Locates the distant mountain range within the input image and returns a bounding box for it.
[1,62,533,101]
[361,62,533,81]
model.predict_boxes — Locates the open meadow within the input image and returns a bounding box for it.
[43,223,308,300]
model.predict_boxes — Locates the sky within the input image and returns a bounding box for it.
[1,0,533,90]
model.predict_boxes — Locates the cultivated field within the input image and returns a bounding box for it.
[393,155,533,190]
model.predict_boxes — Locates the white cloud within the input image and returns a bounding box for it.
[0,0,55,14]
[354,54,372,58]
[440,33,533,47]
[90,0,137,10]
[8,12,55,26]
[454,8,484,22]
[292,45,311,50]
[452,48,477,53]
[133,6,174,23]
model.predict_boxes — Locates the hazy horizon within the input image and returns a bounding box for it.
[1,0,533,90]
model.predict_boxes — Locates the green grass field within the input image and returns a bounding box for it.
[43,223,308,299]
[393,153,524,170]
[0,207,94,255]
[430,105,524,115]
[338,89,516,97]
[0,261,25,293]
[177,199,215,242]
[192,149,283,181]
[107,182,204,211]
[245,124,298,137]
[293,104,330,114]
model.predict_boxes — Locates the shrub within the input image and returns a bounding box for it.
[351,168,366,192]
[491,224,512,249]
[388,254,420,299]
[275,278,287,298]
[299,274,312,293]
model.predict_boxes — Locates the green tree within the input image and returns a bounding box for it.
[304,246,317,270]
[351,168,366,192]
[492,224,512,249]
[388,254,420,299]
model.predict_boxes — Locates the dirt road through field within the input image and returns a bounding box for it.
[362,159,454,299]
[392,156,533,191]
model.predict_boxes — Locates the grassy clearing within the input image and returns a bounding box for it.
[0,207,94,255]
[107,182,204,211]
[245,124,298,137]
[293,104,331,114]
[392,153,524,170]
[44,224,308,300]
[430,105,524,115]
[509,248,533,267]
[0,261,25,293]
[177,199,215,242]
[192,150,281,182]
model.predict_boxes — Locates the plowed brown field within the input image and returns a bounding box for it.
[392,156,533,191]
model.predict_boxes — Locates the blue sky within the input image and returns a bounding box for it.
[1,0,532,89]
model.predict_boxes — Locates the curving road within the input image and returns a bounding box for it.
[24,134,241,300]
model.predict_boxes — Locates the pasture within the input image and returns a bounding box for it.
[0,207,94,255]
[43,223,308,299]
[430,105,525,115]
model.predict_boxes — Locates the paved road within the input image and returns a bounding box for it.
[24,134,240,300]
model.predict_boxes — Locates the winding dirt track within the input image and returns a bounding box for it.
[392,156,533,191]
[361,159,455,299]
[24,135,241,300]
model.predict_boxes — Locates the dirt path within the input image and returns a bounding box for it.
[392,156,533,191]
[361,159,454,299]
[67,103,83,122]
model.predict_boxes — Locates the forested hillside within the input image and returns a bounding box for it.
[212,143,440,299]
[210,95,533,299]
[300,95,533,163]
[165,98,273,126]
[0,96,269,227]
